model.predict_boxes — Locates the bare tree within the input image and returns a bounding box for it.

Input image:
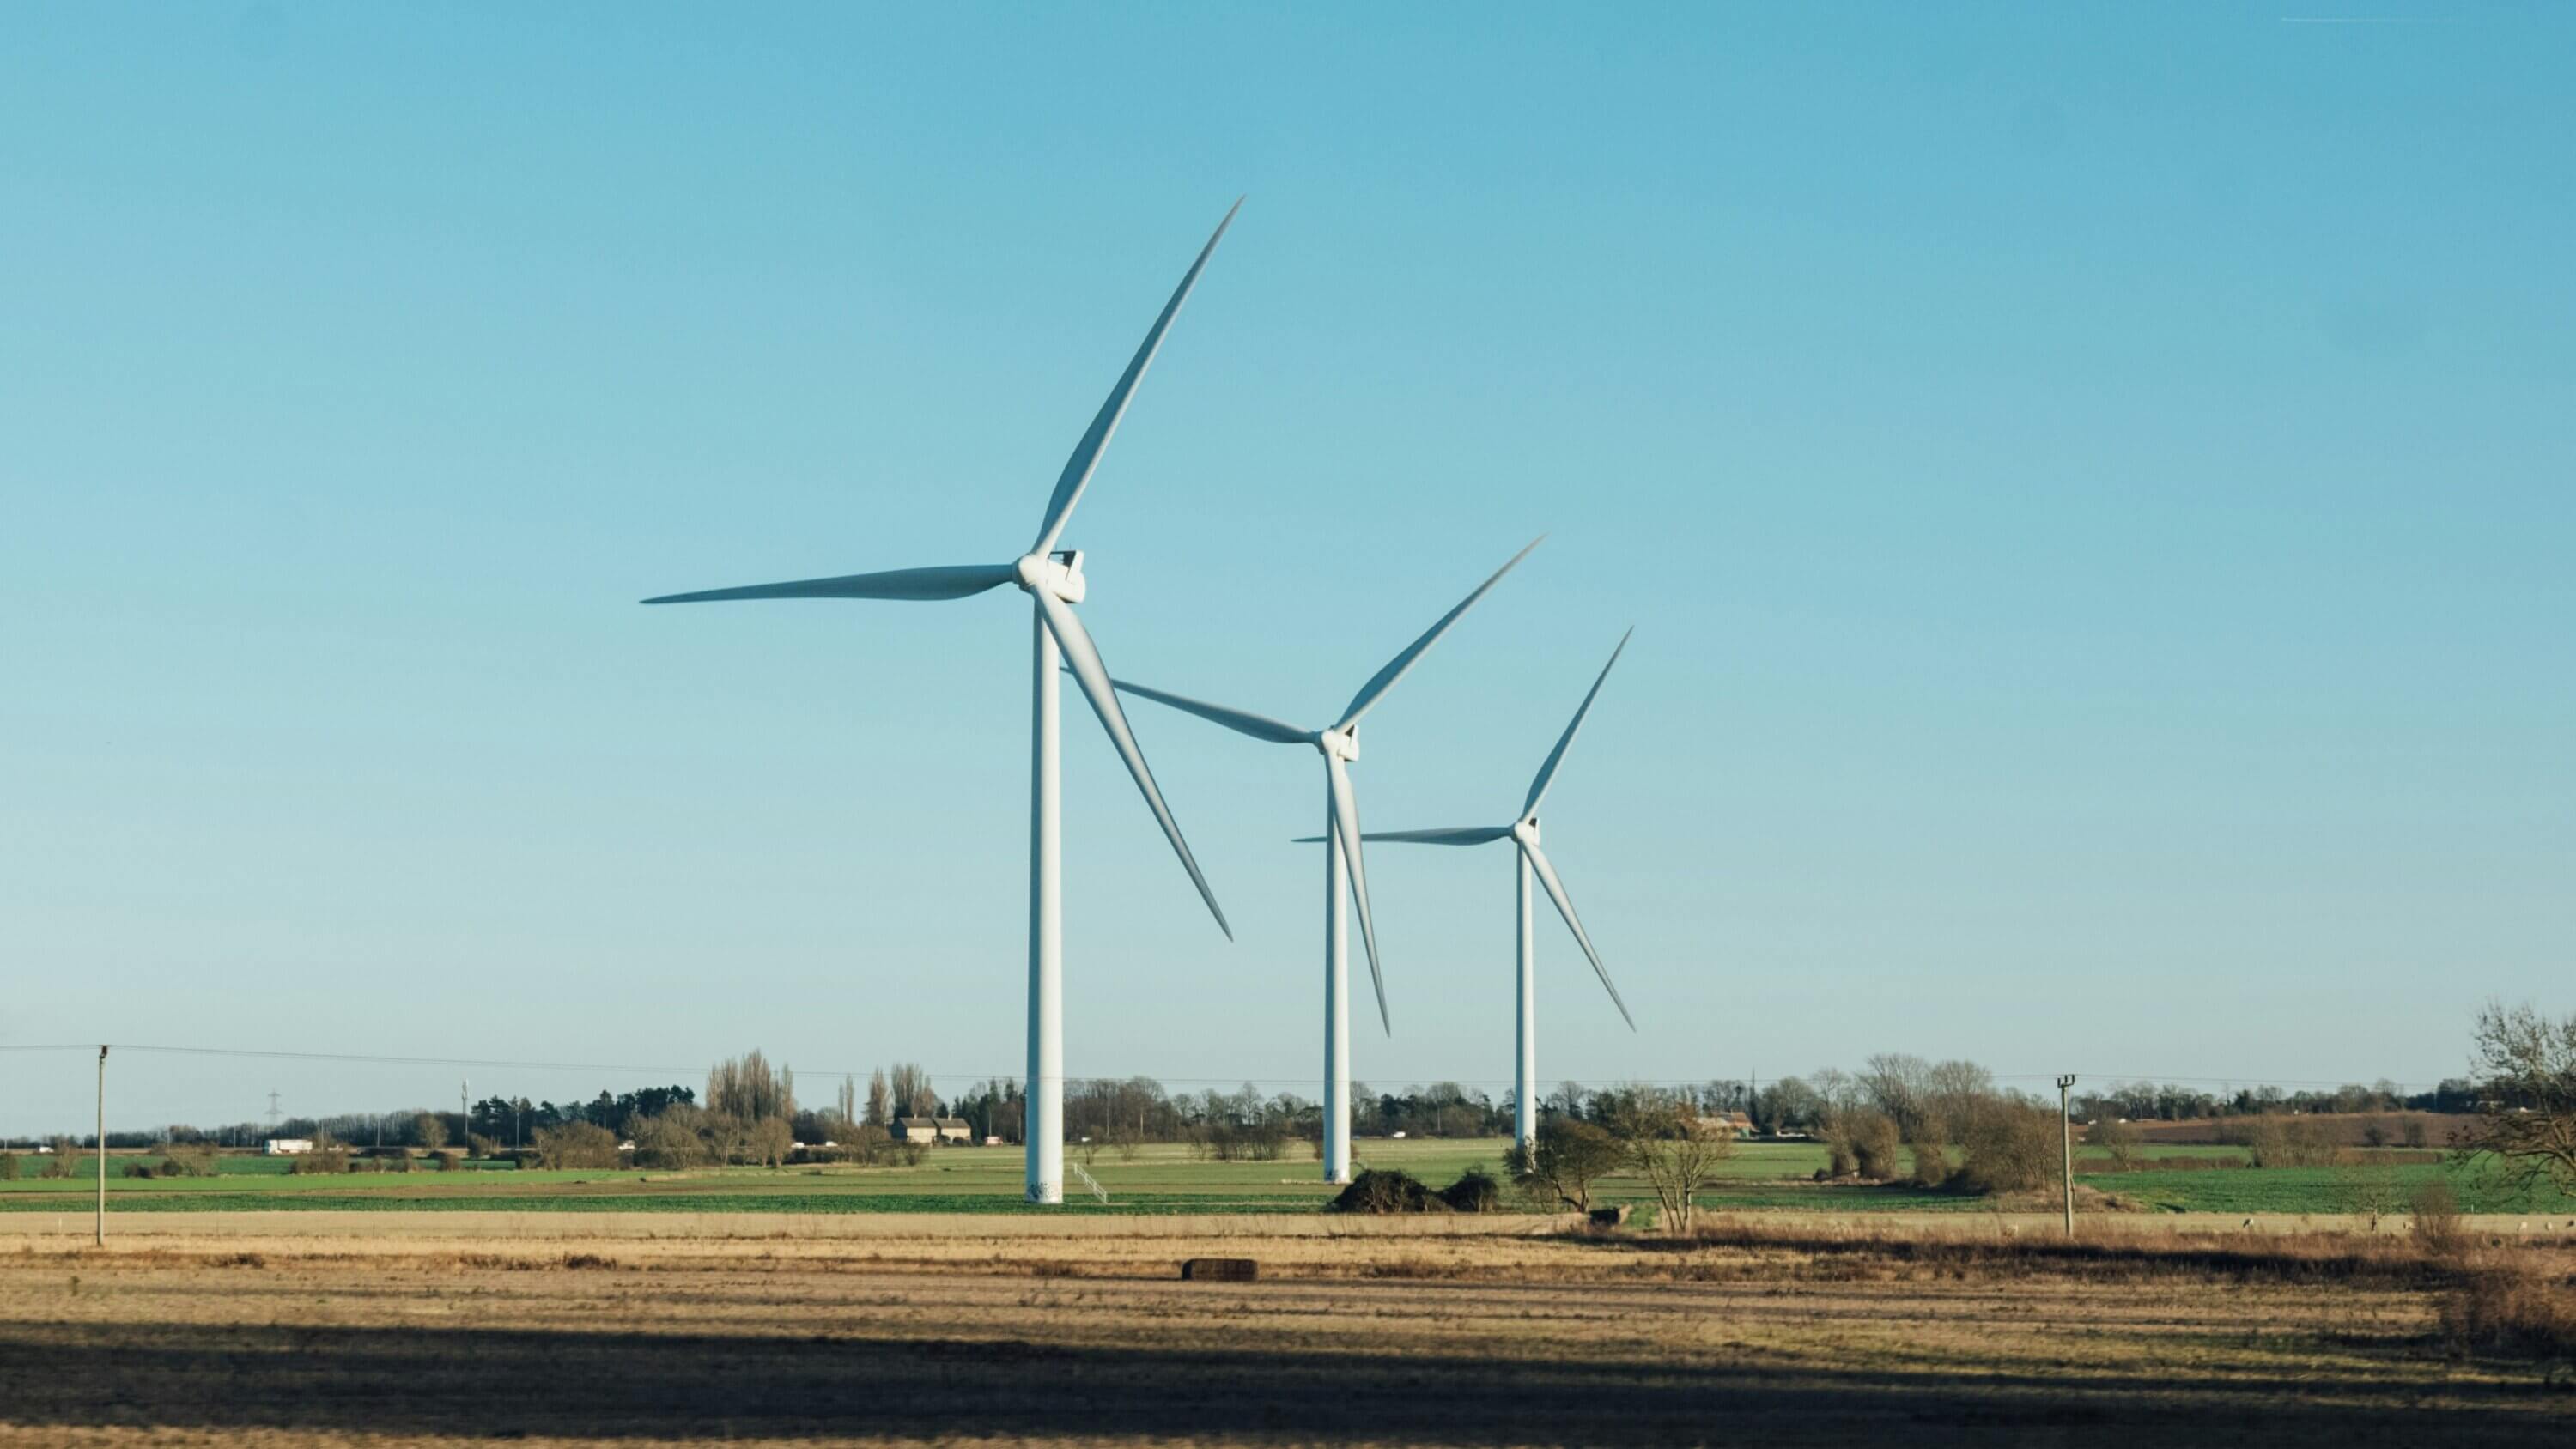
[412,1112,447,1152]
[749,1116,793,1169]
[2464,1000,2576,1197]
[835,1074,858,1131]
[1860,1053,1935,1136]
[707,1050,795,1123]
[866,1070,890,1128]
[1601,1086,1735,1234]
[886,1062,934,1119]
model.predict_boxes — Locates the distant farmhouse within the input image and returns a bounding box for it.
[892,1116,973,1145]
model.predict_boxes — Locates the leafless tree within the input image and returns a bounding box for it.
[1601,1086,1735,1234]
[2464,1000,2576,1197]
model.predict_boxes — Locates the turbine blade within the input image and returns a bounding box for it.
[1522,840,1632,1030]
[1335,536,1542,730]
[1030,199,1244,557]
[642,563,1017,605]
[1327,755,1391,1034]
[1359,825,1514,845]
[1102,676,1313,745]
[1034,589,1231,940]
[1524,627,1634,815]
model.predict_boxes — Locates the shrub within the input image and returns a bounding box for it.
[467,1133,501,1160]
[162,1143,217,1178]
[533,1121,621,1171]
[0,1154,15,1181]
[434,1149,462,1172]
[1503,1119,1624,1211]
[1905,1129,1952,1189]
[2410,1180,2466,1261]
[1438,1167,1504,1213]
[39,1150,85,1180]
[1838,1110,1903,1180]
[629,1110,709,1169]
[289,1147,350,1174]
[2440,1264,2576,1360]
[2088,1117,2142,1169]
[1327,1168,1447,1214]
[747,1115,793,1169]
[2238,1114,2336,1168]
[1959,1099,2060,1194]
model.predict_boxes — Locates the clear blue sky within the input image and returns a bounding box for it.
[3,4,2569,1135]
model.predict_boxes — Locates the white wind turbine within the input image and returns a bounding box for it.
[1354,629,1637,1152]
[1104,538,1540,1183]
[644,202,1242,1204]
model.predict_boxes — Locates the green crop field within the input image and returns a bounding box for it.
[6,1138,2569,1216]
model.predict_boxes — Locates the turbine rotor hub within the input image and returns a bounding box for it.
[1512,816,1540,847]
[1015,549,1087,603]
[1316,725,1359,763]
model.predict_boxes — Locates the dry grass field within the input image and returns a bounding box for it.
[4,1213,2571,1447]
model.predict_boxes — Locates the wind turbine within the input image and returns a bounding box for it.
[1104,538,1540,1183]
[1354,628,1637,1153]
[643,202,1242,1204]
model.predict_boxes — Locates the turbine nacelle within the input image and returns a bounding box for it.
[1015,549,1087,603]
[1511,815,1540,849]
[1316,724,1360,763]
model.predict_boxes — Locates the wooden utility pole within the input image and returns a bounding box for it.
[95,1046,109,1246]
[2056,1074,2078,1238]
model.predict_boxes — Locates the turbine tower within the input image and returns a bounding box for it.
[644,202,1242,1204]
[1354,629,1637,1151]
[1104,539,1539,1183]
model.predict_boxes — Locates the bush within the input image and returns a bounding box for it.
[2410,1180,2466,1261]
[467,1133,501,1160]
[1438,1167,1504,1213]
[1959,1099,2059,1194]
[2440,1264,2576,1361]
[1905,1129,1952,1189]
[2088,1117,2142,1169]
[1327,1168,1447,1214]
[434,1149,462,1172]
[289,1147,350,1174]
[1834,1110,1903,1179]
[533,1121,622,1170]
[2232,1114,2337,1168]
[1503,1119,1625,1211]
[629,1112,708,1169]
[162,1143,217,1178]
[39,1149,85,1180]
[0,1154,15,1181]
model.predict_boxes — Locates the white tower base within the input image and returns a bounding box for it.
[1026,601,1064,1204]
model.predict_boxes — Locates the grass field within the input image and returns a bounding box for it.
[3,1211,2570,1446]
[9,1138,2574,1217]
[9,1137,2566,1220]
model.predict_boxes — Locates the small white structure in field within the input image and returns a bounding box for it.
[264,1139,314,1155]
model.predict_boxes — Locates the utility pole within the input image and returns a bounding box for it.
[95,1046,109,1246]
[2056,1074,2078,1239]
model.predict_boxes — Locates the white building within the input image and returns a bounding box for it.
[263,1138,314,1155]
